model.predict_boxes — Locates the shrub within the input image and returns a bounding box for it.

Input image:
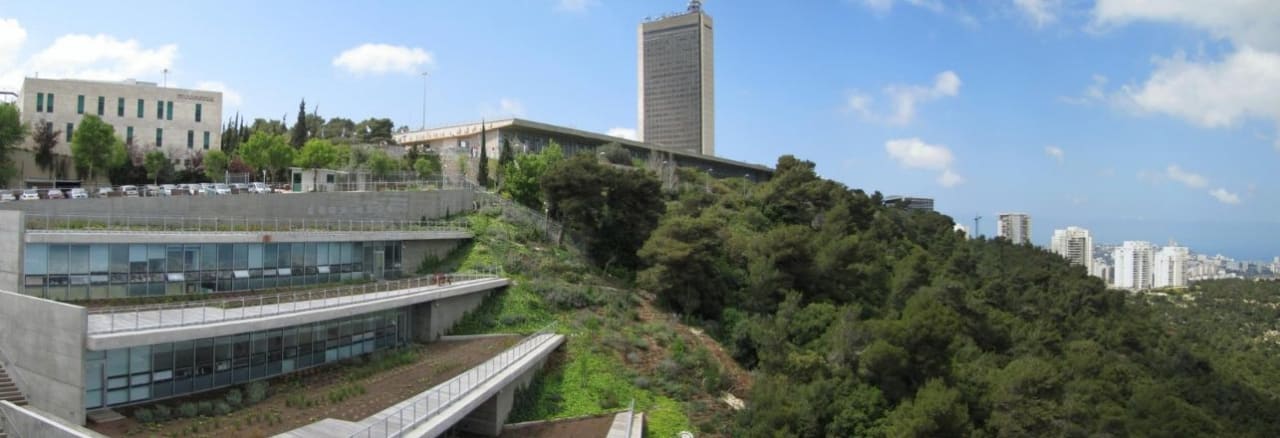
[198,400,214,416]
[499,314,527,326]
[154,404,172,421]
[214,401,232,416]
[133,408,155,423]
[246,381,269,404]
[225,388,243,407]
[178,402,198,418]
[634,376,652,389]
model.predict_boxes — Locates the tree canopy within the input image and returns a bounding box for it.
[0,104,27,184]
[70,115,124,183]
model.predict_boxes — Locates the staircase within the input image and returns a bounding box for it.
[0,362,26,438]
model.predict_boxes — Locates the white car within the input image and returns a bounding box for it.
[96,187,114,198]
[120,185,140,197]
[1,191,16,202]
[20,189,39,201]
[199,183,215,195]
[249,182,272,194]
[212,183,232,195]
[230,183,248,193]
[160,184,178,196]
[69,188,88,199]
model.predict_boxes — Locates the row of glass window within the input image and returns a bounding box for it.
[84,308,412,409]
[51,121,211,150]
[22,242,403,300]
[33,92,206,123]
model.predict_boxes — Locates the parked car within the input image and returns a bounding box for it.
[69,188,89,199]
[199,183,215,195]
[249,182,272,194]
[96,187,114,198]
[212,183,232,195]
[230,183,248,193]
[142,185,161,197]
[160,184,179,196]
[120,185,140,197]
[46,189,65,200]
[1,191,15,202]
[184,184,204,195]
[20,189,39,201]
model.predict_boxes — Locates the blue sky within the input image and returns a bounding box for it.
[1,0,1278,259]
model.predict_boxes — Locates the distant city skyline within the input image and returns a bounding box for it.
[1,1,1277,258]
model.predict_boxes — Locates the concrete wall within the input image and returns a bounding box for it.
[456,356,544,436]
[0,401,107,438]
[402,239,463,274]
[0,290,86,424]
[422,291,490,342]
[0,211,24,293]
[0,190,476,223]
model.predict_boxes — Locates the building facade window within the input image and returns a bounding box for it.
[78,95,85,114]
[203,131,210,150]
[166,101,173,121]
[156,100,163,120]
[117,98,125,117]
[126,127,134,145]
[187,130,194,149]
[195,104,202,123]
[97,96,105,116]
[47,93,54,113]
[156,128,163,147]
[137,99,144,118]
[83,308,412,409]
[21,241,399,300]
[36,93,44,112]
[66,123,74,142]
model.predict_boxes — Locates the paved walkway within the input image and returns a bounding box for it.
[87,279,490,334]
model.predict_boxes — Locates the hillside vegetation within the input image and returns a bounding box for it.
[462,148,1280,437]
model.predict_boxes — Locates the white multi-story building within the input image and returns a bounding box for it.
[996,213,1032,245]
[1090,257,1112,285]
[1154,245,1188,288]
[15,77,222,184]
[639,0,714,156]
[1114,241,1154,290]
[1051,226,1093,268]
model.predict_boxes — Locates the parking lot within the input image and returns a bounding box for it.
[0,182,288,201]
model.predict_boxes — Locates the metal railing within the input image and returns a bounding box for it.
[86,271,503,334]
[349,322,559,438]
[625,399,637,438]
[311,178,482,193]
[24,214,469,234]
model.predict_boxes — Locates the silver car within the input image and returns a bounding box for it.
[120,185,140,197]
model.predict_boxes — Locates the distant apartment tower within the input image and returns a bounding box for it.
[996,213,1032,245]
[1091,257,1113,285]
[1114,241,1155,290]
[639,0,714,156]
[1154,245,1189,288]
[1050,226,1093,267]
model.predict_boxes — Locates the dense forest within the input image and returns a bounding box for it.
[518,151,1280,437]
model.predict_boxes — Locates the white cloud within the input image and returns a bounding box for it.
[606,127,638,140]
[1014,0,1060,28]
[332,43,432,75]
[1209,188,1241,204]
[1060,74,1108,105]
[937,169,965,187]
[1165,164,1208,188]
[557,0,596,12]
[847,70,961,125]
[0,18,25,68]
[857,0,945,15]
[886,137,964,187]
[194,81,242,108]
[481,98,526,119]
[1093,0,1280,52]
[1117,48,1280,130]
[0,30,178,91]
[1044,145,1064,163]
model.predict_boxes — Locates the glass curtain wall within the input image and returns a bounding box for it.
[84,308,412,409]
[23,241,404,300]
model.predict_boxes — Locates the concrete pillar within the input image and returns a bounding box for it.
[0,210,24,293]
[409,290,491,343]
[455,386,514,436]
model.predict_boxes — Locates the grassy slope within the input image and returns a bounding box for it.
[431,210,745,437]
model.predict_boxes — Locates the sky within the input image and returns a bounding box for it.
[1,0,1278,260]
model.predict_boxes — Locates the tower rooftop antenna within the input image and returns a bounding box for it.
[688,0,702,12]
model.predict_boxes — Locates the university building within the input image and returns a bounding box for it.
[11,77,223,187]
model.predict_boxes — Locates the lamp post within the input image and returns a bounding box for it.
[420,72,429,130]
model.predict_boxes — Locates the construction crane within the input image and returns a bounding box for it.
[973,215,982,239]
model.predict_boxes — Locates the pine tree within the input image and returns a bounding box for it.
[477,120,490,188]
[290,99,308,148]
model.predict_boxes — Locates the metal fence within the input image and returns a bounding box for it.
[23,214,470,234]
[310,178,482,193]
[86,271,502,334]
[349,322,560,438]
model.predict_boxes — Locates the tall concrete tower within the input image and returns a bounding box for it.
[638,0,714,156]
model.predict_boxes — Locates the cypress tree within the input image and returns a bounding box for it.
[290,99,308,148]
[477,120,490,188]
